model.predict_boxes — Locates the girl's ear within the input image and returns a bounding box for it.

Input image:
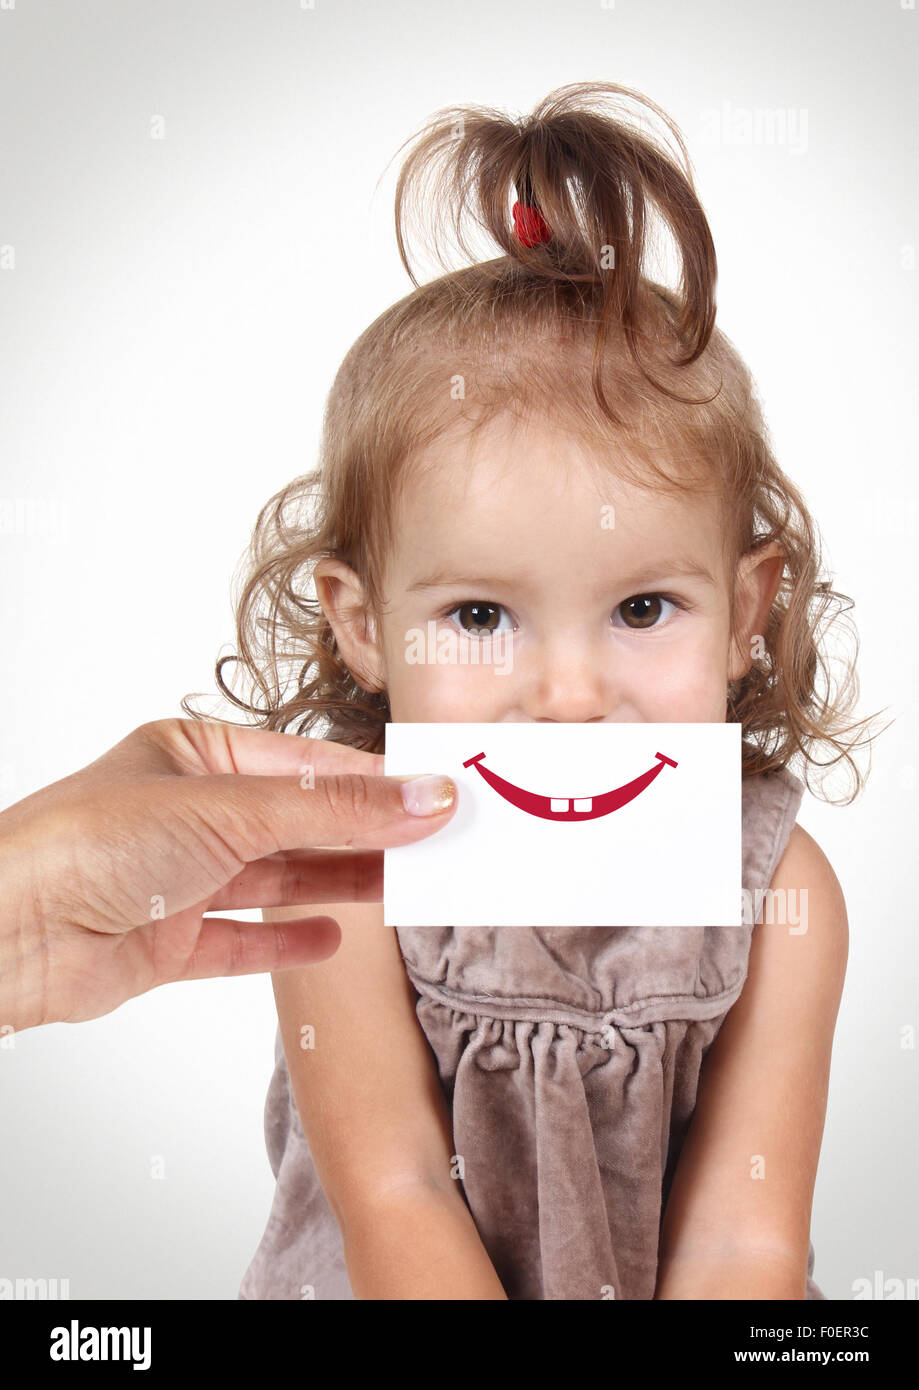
[313,558,386,694]
[727,540,785,682]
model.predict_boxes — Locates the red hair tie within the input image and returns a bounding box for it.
[511,200,552,247]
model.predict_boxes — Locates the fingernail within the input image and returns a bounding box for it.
[399,774,457,816]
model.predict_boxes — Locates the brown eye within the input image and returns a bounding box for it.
[454,601,505,636]
[616,595,666,629]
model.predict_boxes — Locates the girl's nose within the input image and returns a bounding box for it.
[519,640,613,722]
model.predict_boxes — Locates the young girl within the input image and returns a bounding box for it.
[212,81,879,1300]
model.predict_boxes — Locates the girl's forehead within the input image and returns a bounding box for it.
[402,411,713,505]
[400,428,717,526]
[388,440,729,589]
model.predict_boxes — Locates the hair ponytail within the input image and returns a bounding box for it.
[390,81,718,418]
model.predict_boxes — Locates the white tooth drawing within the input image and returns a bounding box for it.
[550,799,569,813]
[573,798,592,812]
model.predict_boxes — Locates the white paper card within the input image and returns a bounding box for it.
[384,722,741,927]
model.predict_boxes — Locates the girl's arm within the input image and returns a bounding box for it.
[655,823,849,1299]
[265,899,507,1299]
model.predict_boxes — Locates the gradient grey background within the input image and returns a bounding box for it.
[1,0,916,1300]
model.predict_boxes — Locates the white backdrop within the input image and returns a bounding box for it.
[0,0,916,1300]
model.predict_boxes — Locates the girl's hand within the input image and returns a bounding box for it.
[0,718,456,1031]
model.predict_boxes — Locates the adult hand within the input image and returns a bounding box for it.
[0,718,456,1032]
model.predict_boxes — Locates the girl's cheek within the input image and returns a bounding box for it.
[639,647,726,719]
[386,656,506,722]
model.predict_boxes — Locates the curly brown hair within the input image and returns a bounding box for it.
[184,81,888,804]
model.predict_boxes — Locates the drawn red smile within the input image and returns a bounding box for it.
[461,750,678,821]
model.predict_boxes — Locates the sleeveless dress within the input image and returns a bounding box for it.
[239,764,825,1300]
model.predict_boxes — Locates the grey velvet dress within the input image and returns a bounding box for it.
[239,764,825,1300]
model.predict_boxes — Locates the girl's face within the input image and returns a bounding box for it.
[317,414,783,725]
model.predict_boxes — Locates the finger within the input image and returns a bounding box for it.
[151,718,385,779]
[165,769,458,864]
[208,849,383,910]
[176,914,343,981]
